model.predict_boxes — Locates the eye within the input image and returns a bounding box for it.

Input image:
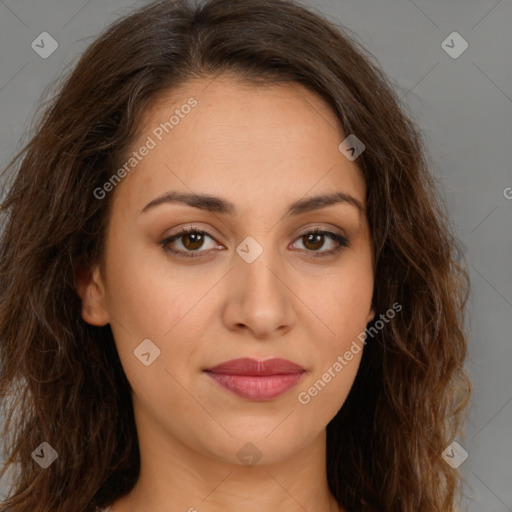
[159,226,349,258]
[291,228,349,257]
[160,226,219,258]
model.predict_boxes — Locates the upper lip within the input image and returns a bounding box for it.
[204,357,305,376]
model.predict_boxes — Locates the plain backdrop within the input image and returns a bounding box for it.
[0,0,511,510]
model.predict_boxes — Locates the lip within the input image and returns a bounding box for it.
[205,357,305,375]
[204,357,306,401]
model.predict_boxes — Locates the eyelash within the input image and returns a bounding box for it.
[159,226,349,259]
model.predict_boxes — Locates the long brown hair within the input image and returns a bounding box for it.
[0,0,470,510]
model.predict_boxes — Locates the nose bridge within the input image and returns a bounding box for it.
[234,232,284,297]
[224,231,295,335]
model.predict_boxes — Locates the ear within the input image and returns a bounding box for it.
[366,304,376,324]
[75,263,110,326]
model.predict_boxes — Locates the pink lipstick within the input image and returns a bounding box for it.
[204,357,306,401]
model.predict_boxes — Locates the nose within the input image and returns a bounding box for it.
[220,243,296,340]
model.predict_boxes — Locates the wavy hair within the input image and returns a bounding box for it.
[0,0,470,510]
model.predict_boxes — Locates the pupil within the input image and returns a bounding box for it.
[184,232,203,250]
[306,233,323,250]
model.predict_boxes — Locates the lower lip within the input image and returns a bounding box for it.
[205,372,305,401]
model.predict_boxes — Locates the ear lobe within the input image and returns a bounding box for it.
[75,264,110,326]
[367,305,376,325]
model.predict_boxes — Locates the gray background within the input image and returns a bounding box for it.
[0,0,511,510]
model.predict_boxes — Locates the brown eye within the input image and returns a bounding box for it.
[292,229,349,256]
[160,228,219,258]
[181,231,206,251]
[302,232,325,251]
[160,226,349,259]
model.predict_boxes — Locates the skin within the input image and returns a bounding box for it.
[78,74,375,512]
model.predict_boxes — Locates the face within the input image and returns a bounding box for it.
[78,74,375,467]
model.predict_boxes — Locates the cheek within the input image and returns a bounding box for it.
[305,265,373,341]
[103,236,201,337]
[103,242,210,383]
[295,341,362,430]
[295,279,368,420]
[296,258,372,393]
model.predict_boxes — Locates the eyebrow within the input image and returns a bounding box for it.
[140,190,364,216]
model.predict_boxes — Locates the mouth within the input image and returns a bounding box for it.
[203,357,306,401]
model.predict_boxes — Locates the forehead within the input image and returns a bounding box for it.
[112,75,367,219]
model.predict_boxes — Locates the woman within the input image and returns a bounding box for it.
[0,0,470,510]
